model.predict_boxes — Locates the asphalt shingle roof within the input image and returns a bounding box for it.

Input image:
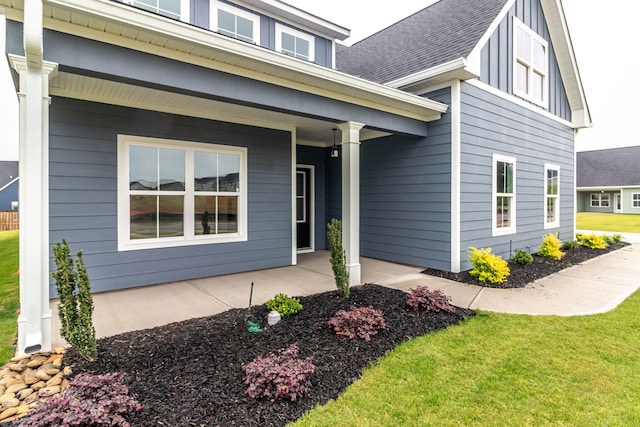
[576,147,640,187]
[336,0,509,84]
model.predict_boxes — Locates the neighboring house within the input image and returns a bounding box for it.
[2,0,589,354]
[0,161,18,210]
[576,147,640,214]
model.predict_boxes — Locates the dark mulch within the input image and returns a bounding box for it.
[422,242,629,288]
[64,284,474,427]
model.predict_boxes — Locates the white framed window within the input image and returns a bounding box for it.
[211,0,261,44]
[128,0,189,21]
[275,23,315,61]
[544,164,560,228]
[590,193,610,208]
[632,193,640,208]
[118,135,247,251]
[513,18,548,107]
[493,154,516,236]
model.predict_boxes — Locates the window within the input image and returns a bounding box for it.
[633,193,640,208]
[275,23,315,61]
[493,155,516,235]
[513,18,548,106]
[211,1,260,44]
[590,193,610,208]
[128,0,189,21]
[118,135,247,251]
[544,164,559,228]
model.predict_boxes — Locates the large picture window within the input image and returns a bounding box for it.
[493,154,516,235]
[275,23,315,61]
[513,18,548,107]
[590,193,610,208]
[118,135,247,251]
[544,164,560,228]
[211,0,260,44]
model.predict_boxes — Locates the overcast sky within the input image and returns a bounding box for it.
[1,0,637,160]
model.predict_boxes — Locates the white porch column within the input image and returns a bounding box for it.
[337,121,364,286]
[11,0,59,355]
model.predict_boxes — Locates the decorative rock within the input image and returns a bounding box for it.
[5,383,27,394]
[63,366,73,376]
[52,358,63,369]
[46,373,63,387]
[0,407,18,421]
[38,385,60,398]
[24,374,39,385]
[8,364,26,373]
[26,356,48,369]
[1,378,19,388]
[54,347,67,354]
[16,404,30,414]
[45,368,61,376]
[9,354,31,363]
[35,370,51,381]
[0,393,15,402]
[1,397,20,409]
[16,388,33,400]
[31,381,46,391]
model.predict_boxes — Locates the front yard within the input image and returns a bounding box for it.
[0,231,19,365]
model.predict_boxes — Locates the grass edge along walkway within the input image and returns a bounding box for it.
[0,230,19,365]
[293,290,640,427]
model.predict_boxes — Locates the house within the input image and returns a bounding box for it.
[576,147,640,214]
[1,0,589,355]
[0,161,18,210]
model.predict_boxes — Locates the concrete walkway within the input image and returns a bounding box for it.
[50,244,640,348]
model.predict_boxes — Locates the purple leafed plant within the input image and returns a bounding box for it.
[328,305,386,342]
[405,286,456,313]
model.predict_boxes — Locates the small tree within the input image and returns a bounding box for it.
[52,239,97,361]
[327,219,349,298]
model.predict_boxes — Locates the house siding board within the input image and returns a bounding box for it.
[479,0,571,121]
[49,97,292,295]
[458,82,574,269]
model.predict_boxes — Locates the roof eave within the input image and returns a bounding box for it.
[384,58,479,93]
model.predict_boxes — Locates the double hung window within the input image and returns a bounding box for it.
[513,18,548,106]
[211,1,260,44]
[129,0,188,21]
[544,164,560,228]
[275,23,315,61]
[493,155,516,235]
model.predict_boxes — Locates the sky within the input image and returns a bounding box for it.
[1,0,638,160]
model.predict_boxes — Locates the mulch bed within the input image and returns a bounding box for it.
[422,242,629,288]
[64,284,474,427]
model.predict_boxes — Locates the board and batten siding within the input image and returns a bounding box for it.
[458,81,574,270]
[48,97,292,295]
[359,87,452,270]
[479,0,571,121]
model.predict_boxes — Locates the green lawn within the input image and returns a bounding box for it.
[0,230,19,365]
[294,291,640,426]
[577,212,640,233]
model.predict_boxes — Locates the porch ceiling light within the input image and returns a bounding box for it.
[330,128,339,158]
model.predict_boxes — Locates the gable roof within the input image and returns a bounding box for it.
[576,147,640,188]
[0,161,18,191]
[336,0,509,84]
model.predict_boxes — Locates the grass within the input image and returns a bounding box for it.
[293,290,640,426]
[0,230,19,365]
[577,212,640,233]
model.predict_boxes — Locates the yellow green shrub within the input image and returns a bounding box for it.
[577,233,608,249]
[468,247,510,284]
[538,233,565,260]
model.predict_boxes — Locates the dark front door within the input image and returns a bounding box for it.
[296,167,311,250]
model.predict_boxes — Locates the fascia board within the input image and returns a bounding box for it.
[43,0,448,121]
[384,58,478,90]
[577,186,624,191]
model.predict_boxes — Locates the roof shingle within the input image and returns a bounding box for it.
[576,147,640,187]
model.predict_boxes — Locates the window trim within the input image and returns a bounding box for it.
[210,0,261,44]
[492,154,516,236]
[513,17,548,108]
[544,164,560,229]
[126,0,190,22]
[590,193,610,208]
[118,135,248,251]
[275,23,315,61]
[633,193,640,209]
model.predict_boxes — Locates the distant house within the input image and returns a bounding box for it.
[576,147,640,214]
[0,161,18,211]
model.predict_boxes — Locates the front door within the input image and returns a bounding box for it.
[296,166,313,252]
[614,193,622,213]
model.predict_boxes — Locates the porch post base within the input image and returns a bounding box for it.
[347,263,361,286]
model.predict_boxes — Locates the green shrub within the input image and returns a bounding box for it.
[604,234,622,244]
[562,240,580,250]
[265,293,303,318]
[538,233,565,260]
[327,219,349,298]
[468,247,510,284]
[577,233,608,249]
[52,239,97,361]
[511,248,533,266]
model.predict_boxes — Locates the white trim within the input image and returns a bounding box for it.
[275,22,315,62]
[450,81,461,273]
[589,192,611,208]
[117,135,248,251]
[210,0,261,44]
[385,58,475,89]
[544,163,560,229]
[512,17,549,108]
[614,193,622,214]
[577,186,624,191]
[291,129,297,264]
[492,154,517,236]
[296,164,315,254]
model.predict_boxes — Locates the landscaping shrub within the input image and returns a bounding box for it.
[468,247,510,284]
[604,233,622,244]
[265,293,303,318]
[12,372,141,426]
[511,248,533,266]
[562,240,580,250]
[328,306,386,342]
[52,239,97,361]
[538,233,565,260]
[242,342,315,402]
[405,286,456,313]
[327,219,349,298]
[577,233,608,249]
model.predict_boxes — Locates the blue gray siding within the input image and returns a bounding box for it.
[296,145,328,249]
[480,0,571,121]
[49,97,292,295]
[360,87,452,270]
[458,81,574,269]
[0,180,18,211]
